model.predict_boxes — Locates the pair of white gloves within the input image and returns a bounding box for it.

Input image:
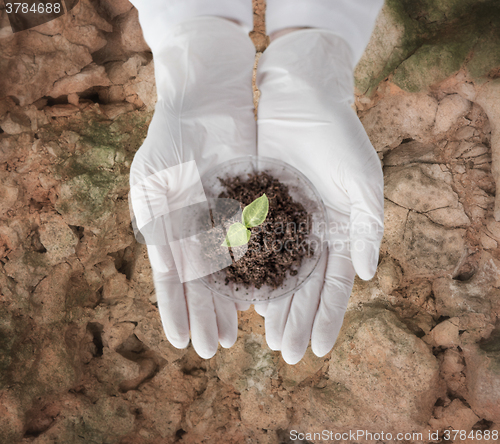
[128,3,384,365]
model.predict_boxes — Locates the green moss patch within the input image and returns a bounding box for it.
[360,0,500,94]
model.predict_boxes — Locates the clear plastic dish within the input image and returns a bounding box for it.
[198,156,328,304]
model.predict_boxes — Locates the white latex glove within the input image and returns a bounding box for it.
[255,29,384,364]
[129,0,254,54]
[265,0,385,67]
[129,16,256,359]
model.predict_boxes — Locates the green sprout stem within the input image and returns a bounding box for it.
[221,194,269,248]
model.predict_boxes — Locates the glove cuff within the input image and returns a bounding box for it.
[257,29,355,106]
[265,0,384,67]
[131,0,254,54]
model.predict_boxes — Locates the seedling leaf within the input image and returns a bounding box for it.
[221,223,251,248]
[242,194,269,228]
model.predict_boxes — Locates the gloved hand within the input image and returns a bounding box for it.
[255,29,384,364]
[129,16,256,359]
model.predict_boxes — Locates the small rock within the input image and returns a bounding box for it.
[441,349,464,373]
[459,314,495,344]
[67,93,80,106]
[469,188,495,221]
[426,205,470,228]
[384,164,460,213]
[38,174,60,190]
[440,349,466,395]
[38,215,79,265]
[118,8,151,53]
[94,347,141,389]
[433,94,471,134]
[102,322,136,351]
[429,398,480,431]
[0,135,15,164]
[426,318,461,348]
[361,93,438,153]
[463,333,500,423]
[100,103,136,120]
[0,112,31,134]
[61,130,80,145]
[49,63,110,98]
[63,23,108,54]
[3,248,51,288]
[456,82,477,102]
[0,223,22,257]
[481,231,498,250]
[102,272,129,304]
[455,142,490,159]
[100,0,133,19]
[402,212,466,276]
[23,104,50,130]
[44,104,81,118]
[453,125,478,141]
[376,256,403,294]
[107,55,147,85]
[383,141,438,166]
[63,0,113,34]
[98,85,127,103]
[432,252,500,317]
[406,279,433,308]
[130,61,157,111]
[124,92,145,109]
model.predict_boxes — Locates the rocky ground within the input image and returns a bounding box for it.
[0,0,500,443]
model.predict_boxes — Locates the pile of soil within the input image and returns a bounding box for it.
[216,172,312,289]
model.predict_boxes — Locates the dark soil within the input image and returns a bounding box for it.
[215,172,312,289]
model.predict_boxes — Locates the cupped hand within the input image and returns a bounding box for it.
[129,16,256,358]
[255,29,384,364]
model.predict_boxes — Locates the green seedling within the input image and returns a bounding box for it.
[222,194,269,248]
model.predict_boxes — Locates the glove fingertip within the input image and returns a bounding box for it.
[195,343,218,360]
[219,331,237,349]
[236,302,251,311]
[254,302,268,317]
[282,351,305,366]
[351,243,379,281]
[266,335,282,352]
[310,315,342,358]
[311,341,333,359]
[166,334,190,350]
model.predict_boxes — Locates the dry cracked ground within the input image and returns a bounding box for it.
[1,0,500,443]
